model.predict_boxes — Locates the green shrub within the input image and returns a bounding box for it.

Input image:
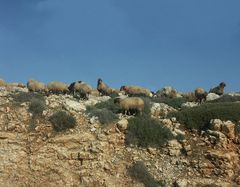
[86,108,118,125]
[208,95,240,103]
[29,98,46,116]
[151,97,187,109]
[49,111,76,132]
[128,161,165,187]
[126,115,174,148]
[28,118,37,132]
[93,98,120,113]
[168,102,240,130]
[12,92,45,103]
[86,99,119,125]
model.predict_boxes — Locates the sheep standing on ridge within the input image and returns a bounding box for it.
[209,82,226,96]
[68,81,92,99]
[97,78,118,96]
[120,85,152,97]
[114,97,145,115]
[47,81,69,95]
[0,79,6,87]
[27,79,46,93]
[195,87,207,104]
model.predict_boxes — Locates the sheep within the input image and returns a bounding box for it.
[120,85,152,97]
[68,81,82,95]
[114,97,145,115]
[8,82,26,88]
[47,81,69,95]
[68,81,92,99]
[195,87,208,104]
[0,79,6,87]
[97,78,118,96]
[27,79,46,93]
[209,82,226,96]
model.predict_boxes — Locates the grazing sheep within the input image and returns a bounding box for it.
[0,79,6,87]
[47,81,69,94]
[68,81,92,99]
[195,87,207,104]
[114,97,145,115]
[209,82,226,96]
[68,81,82,95]
[120,85,152,97]
[27,79,46,93]
[8,82,26,88]
[97,78,118,96]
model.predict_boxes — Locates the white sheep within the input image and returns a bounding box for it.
[27,79,45,93]
[114,97,145,115]
[120,85,152,97]
[47,81,69,94]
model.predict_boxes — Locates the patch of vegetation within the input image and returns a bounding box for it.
[126,115,174,148]
[86,99,119,125]
[208,94,240,103]
[86,108,118,125]
[151,97,187,109]
[49,111,76,132]
[196,184,220,187]
[28,98,46,116]
[12,92,45,103]
[128,161,165,187]
[28,118,37,132]
[168,102,240,130]
[93,98,120,113]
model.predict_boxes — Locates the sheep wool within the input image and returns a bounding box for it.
[114,97,145,115]
[27,80,45,92]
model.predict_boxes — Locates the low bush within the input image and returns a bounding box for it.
[151,97,187,109]
[126,115,174,148]
[128,161,165,187]
[208,95,240,103]
[86,99,119,125]
[86,108,118,125]
[168,102,240,130]
[49,111,76,132]
[29,98,46,116]
[93,98,120,113]
[12,92,45,103]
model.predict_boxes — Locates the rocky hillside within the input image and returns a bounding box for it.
[0,86,240,187]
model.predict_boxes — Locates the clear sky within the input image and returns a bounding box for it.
[0,0,239,92]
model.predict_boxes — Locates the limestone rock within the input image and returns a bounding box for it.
[64,99,86,112]
[116,118,128,131]
[181,102,198,109]
[174,179,189,187]
[168,140,182,156]
[221,120,236,140]
[206,93,220,101]
[151,103,177,117]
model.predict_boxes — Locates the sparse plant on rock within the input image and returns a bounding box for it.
[169,102,240,130]
[128,161,165,187]
[49,111,76,132]
[12,92,45,103]
[29,98,46,116]
[126,115,174,148]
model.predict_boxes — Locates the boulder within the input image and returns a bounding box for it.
[222,121,236,140]
[64,99,86,112]
[156,86,182,98]
[168,140,182,156]
[181,102,198,109]
[116,118,128,131]
[206,93,220,101]
[151,103,177,117]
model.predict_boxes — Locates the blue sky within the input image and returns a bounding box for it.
[0,0,239,92]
